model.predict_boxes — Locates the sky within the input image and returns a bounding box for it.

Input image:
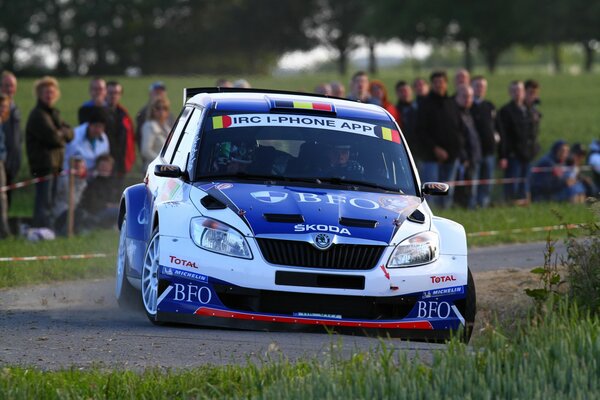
[277,40,431,72]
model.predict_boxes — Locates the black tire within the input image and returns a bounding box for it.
[142,227,163,325]
[463,267,477,343]
[115,215,140,309]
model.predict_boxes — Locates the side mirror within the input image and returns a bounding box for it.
[421,182,450,196]
[154,164,183,178]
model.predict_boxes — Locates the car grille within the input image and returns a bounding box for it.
[255,238,386,270]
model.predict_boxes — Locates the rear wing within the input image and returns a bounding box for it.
[183,87,347,105]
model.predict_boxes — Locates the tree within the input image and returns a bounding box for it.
[309,0,367,75]
[0,0,45,72]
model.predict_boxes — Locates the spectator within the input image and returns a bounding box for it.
[314,82,332,96]
[369,80,400,123]
[395,80,415,136]
[141,97,171,172]
[498,80,540,204]
[531,140,585,203]
[568,143,597,197]
[0,94,10,237]
[105,81,135,183]
[64,107,110,171]
[25,76,73,228]
[415,70,465,209]
[233,79,251,88]
[77,154,120,231]
[1,71,21,208]
[589,139,600,192]
[412,77,429,107]
[215,78,233,88]
[454,84,482,209]
[330,81,346,98]
[454,68,471,89]
[135,81,174,150]
[470,75,498,207]
[525,79,542,141]
[348,71,379,105]
[78,77,107,124]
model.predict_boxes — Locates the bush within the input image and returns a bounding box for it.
[564,201,600,315]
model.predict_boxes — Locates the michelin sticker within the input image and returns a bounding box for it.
[162,266,208,283]
[212,114,378,137]
[422,286,465,298]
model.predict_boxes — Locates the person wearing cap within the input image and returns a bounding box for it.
[323,144,364,179]
[64,106,110,171]
[135,81,174,150]
[78,77,107,124]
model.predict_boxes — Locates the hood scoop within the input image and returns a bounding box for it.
[407,209,425,224]
[339,217,378,228]
[200,194,227,210]
[263,213,305,223]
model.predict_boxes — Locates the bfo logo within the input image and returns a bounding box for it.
[251,191,288,204]
[313,233,333,250]
[416,301,452,319]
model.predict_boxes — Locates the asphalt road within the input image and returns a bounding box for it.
[0,241,554,370]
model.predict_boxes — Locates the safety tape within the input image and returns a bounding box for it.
[0,253,108,262]
[467,223,585,237]
[0,171,71,193]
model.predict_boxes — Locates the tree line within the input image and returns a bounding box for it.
[0,0,598,76]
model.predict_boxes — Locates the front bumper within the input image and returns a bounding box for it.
[155,235,469,338]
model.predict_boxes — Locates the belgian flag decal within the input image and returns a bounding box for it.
[273,100,333,112]
[376,126,401,144]
[212,115,232,129]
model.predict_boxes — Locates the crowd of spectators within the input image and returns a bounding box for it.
[0,69,598,239]
[315,70,598,209]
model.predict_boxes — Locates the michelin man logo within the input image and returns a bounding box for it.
[251,191,288,203]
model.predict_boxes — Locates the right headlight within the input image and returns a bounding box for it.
[387,231,439,268]
[190,217,252,259]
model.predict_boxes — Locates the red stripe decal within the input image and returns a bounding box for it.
[312,102,332,111]
[222,115,232,128]
[391,129,401,144]
[194,307,433,330]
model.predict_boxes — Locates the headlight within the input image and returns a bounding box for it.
[190,217,252,259]
[387,231,439,268]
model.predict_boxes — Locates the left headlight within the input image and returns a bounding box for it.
[387,231,439,268]
[190,217,252,259]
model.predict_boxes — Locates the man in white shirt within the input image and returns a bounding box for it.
[64,106,110,171]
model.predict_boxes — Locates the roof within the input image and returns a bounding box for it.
[186,90,392,122]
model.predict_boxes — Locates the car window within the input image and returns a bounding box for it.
[162,106,193,163]
[172,108,203,169]
[196,112,417,195]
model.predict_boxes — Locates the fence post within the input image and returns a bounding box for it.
[67,158,75,237]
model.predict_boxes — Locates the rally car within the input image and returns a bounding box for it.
[115,87,476,342]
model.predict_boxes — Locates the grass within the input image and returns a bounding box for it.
[0,229,116,288]
[1,300,598,399]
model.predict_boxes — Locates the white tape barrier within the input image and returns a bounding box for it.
[0,253,108,262]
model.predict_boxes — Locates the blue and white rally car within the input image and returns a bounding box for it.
[115,88,476,342]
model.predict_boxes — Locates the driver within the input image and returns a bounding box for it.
[213,139,256,173]
[323,144,364,179]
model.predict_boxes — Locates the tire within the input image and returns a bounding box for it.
[142,227,162,324]
[115,216,139,309]
[462,267,477,343]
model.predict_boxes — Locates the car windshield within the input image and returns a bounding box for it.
[195,112,418,195]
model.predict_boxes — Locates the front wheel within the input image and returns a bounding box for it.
[462,268,477,343]
[115,216,139,309]
[142,228,161,323]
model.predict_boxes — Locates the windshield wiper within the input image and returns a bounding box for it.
[317,177,400,192]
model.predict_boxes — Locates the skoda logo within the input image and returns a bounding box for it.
[313,233,333,250]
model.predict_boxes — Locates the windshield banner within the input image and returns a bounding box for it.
[211,114,400,143]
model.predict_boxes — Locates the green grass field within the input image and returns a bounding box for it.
[1,69,598,289]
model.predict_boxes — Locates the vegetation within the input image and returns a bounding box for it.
[0,0,598,75]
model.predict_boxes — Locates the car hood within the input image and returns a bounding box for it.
[194,182,422,244]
